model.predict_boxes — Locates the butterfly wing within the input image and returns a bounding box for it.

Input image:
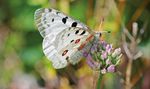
[34,8,89,38]
[43,27,94,69]
[34,8,93,69]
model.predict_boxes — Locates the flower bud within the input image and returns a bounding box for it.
[106,58,111,65]
[101,68,106,74]
[91,45,97,53]
[101,51,107,60]
[112,48,121,58]
[107,65,116,73]
[86,54,100,70]
[82,51,88,57]
[106,44,112,54]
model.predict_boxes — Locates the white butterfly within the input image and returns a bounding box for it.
[34,8,100,69]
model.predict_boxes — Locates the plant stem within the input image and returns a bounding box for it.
[96,73,103,89]
[125,59,133,89]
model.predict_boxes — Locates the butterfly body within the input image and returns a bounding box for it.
[34,8,98,69]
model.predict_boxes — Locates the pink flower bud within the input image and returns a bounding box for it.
[86,54,100,70]
[101,68,106,74]
[106,44,112,54]
[101,51,107,60]
[107,65,116,73]
[106,58,111,65]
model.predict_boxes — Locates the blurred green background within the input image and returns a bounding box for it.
[0,0,150,89]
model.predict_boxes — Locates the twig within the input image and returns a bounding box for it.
[131,69,143,88]
[125,59,133,89]
[93,71,99,89]
[123,22,143,89]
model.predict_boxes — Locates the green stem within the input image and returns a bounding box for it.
[96,73,103,89]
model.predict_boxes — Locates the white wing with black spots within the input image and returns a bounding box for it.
[42,27,94,69]
[34,8,88,38]
[34,8,94,69]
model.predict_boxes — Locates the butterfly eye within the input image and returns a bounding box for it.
[62,50,68,56]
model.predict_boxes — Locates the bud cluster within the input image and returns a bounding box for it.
[83,40,122,74]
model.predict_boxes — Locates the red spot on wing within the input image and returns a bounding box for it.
[62,50,68,56]
[75,39,80,44]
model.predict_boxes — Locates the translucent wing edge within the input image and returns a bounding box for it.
[42,37,67,69]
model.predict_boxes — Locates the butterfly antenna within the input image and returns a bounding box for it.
[99,30,111,33]
[94,17,111,37]
[95,31,111,38]
[98,17,104,31]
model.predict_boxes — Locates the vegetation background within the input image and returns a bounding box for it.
[0,0,150,89]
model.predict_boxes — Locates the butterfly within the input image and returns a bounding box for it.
[34,8,103,69]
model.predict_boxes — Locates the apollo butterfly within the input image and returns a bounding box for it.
[34,8,102,69]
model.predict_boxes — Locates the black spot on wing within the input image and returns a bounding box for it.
[67,33,70,36]
[65,17,68,19]
[80,30,86,35]
[75,30,79,34]
[56,11,60,14]
[62,17,68,24]
[62,18,67,24]
[48,9,52,12]
[52,18,54,22]
[66,56,69,61]
[71,22,77,27]
[70,40,74,43]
